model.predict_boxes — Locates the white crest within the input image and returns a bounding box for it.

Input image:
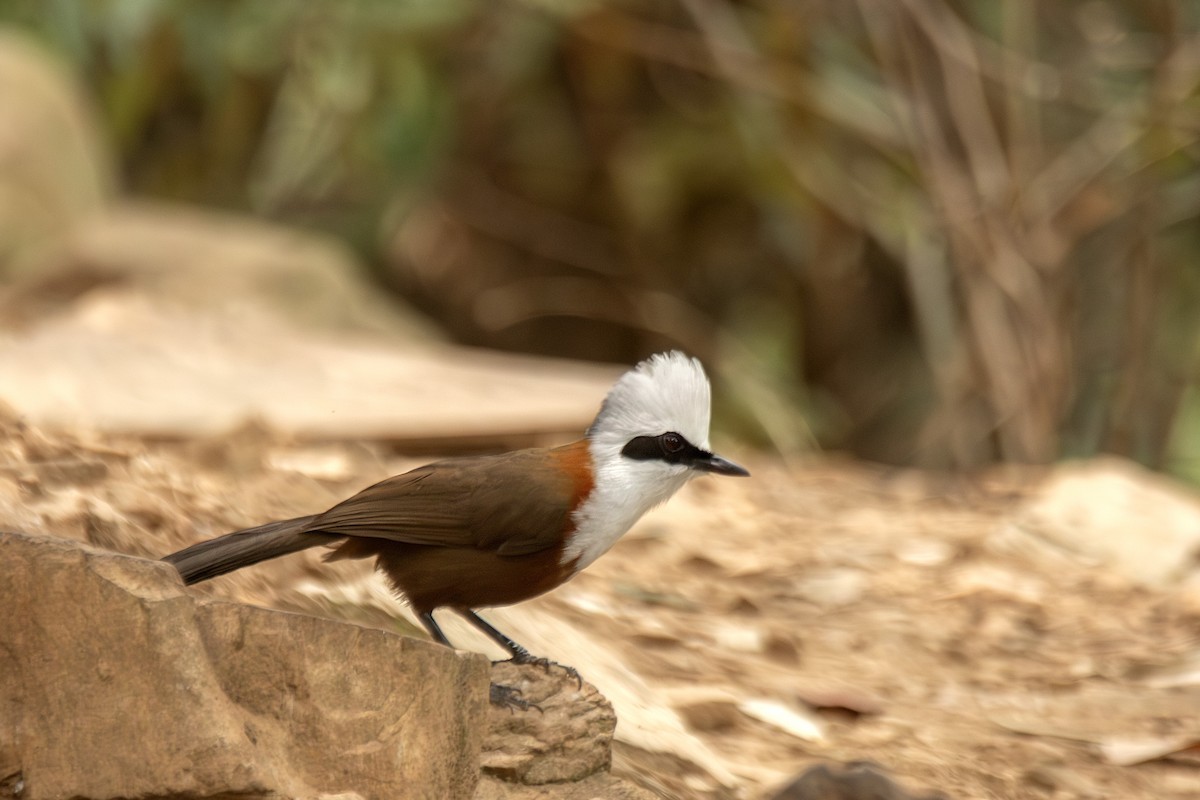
[587,351,712,450]
[566,352,714,571]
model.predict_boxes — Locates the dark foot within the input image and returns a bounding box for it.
[506,650,583,688]
[460,610,582,686]
[489,682,541,713]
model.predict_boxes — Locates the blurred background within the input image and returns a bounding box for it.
[3,0,1200,476]
[6,7,1200,798]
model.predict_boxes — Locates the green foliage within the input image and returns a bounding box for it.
[6,0,1200,473]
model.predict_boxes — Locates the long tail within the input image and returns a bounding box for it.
[163,515,340,584]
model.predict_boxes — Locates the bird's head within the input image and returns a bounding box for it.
[587,351,749,492]
[564,351,749,571]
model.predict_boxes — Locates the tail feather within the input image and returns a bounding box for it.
[163,515,339,584]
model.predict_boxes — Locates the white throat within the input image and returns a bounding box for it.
[562,441,694,571]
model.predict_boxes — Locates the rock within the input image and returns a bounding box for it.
[766,761,949,800]
[11,201,421,338]
[474,771,659,800]
[0,530,489,800]
[0,29,114,280]
[0,288,618,447]
[475,662,659,798]
[198,602,487,796]
[481,661,617,784]
[1007,456,1200,587]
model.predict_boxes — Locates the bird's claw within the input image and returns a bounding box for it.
[489,682,542,713]
[506,652,583,689]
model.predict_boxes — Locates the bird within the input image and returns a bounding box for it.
[163,351,749,705]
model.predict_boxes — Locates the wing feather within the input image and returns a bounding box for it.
[303,448,579,556]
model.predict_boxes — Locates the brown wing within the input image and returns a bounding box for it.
[303,447,580,556]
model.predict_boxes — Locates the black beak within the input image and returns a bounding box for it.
[691,452,750,477]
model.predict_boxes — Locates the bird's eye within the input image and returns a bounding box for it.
[661,432,685,453]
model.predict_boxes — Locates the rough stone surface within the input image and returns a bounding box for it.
[476,662,656,799]
[482,661,617,785]
[474,770,660,800]
[0,530,489,800]
[198,601,488,798]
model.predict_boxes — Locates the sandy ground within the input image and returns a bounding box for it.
[3,414,1198,799]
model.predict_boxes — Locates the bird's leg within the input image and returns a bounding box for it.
[460,610,582,688]
[418,611,451,646]
[419,610,533,710]
[460,610,532,660]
